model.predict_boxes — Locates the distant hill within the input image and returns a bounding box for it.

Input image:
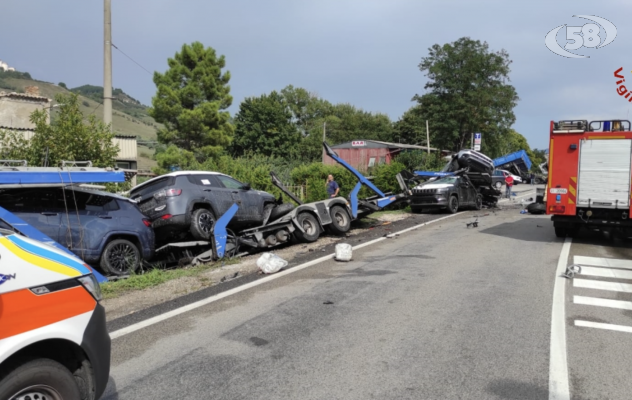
[0,69,158,170]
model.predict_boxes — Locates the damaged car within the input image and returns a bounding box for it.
[130,171,295,245]
[410,175,482,214]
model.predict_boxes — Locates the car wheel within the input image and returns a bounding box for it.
[294,212,320,243]
[554,226,567,238]
[329,205,351,235]
[410,206,423,214]
[0,358,81,400]
[494,181,502,190]
[100,238,140,276]
[269,203,295,221]
[447,195,459,214]
[190,208,216,240]
[474,194,483,210]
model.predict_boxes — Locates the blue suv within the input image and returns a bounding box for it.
[0,186,154,276]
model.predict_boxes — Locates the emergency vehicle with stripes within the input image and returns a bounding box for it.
[546,119,632,238]
[0,165,115,399]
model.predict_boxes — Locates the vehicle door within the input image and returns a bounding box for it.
[58,189,115,261]
[189,174,234,218]
[215,175,254,223]
[0,188,62,241]
[457,177,473,205]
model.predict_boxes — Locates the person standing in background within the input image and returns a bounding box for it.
[326,175,339,198]
[505,173,514,199]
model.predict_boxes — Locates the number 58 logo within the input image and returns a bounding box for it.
[545,15,617,58]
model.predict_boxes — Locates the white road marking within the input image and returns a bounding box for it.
[109,213,462,340]
[573,279,632,293]
[574,295,632,310]
[549,237,572,400]
[576,266,632,280]
[575,320,632,334]
[573,256,632,271]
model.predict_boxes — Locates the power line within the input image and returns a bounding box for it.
[111,43,152,75]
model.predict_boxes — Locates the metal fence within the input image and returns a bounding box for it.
[283,183,306,201]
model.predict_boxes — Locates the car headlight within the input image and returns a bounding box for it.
[78,274,103,301]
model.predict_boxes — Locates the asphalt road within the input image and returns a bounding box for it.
[105,185,600,399]
[102,184,632,399]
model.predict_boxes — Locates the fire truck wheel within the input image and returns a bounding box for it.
[554,226,567,238]
[0,358,81,400]
[447,195,459,214]
[329,205,351,235]
[190,208,216,240]
[474,194,483,210]
[294,212,320,243]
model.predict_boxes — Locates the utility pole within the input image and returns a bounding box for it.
[103,0,112,131]
[425,120,430,154]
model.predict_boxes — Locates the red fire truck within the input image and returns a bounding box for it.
[546,119,632,238]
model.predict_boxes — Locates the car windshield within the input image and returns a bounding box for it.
[430,177,457,184]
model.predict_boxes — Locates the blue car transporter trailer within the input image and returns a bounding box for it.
[167,143,412,265]
[493,150,533,179]
[0,163,127,283]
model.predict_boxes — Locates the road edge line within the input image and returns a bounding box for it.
[109,212,463,339]
[549,237,572,400]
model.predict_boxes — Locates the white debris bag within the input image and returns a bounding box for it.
[256,252,288,274]
[335,243,353,262]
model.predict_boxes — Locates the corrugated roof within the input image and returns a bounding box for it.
[114,134,137,139]
[0,126,35,132]
[0,91,51,103]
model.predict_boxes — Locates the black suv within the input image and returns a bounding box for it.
[130,172,278,244]
[410,175,482,214]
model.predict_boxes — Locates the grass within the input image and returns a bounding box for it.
[100,259,240,299]
[369,206,411,218]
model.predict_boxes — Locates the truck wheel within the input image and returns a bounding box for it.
[554,226,567,238]
[0,358,81,400]
[100,238,140,276]
[474,194,483,210]
[269,203,295,221]
[494,181,502,190]
[294,212,320,243]
[190,208,216,240]
[329,205,351,235]
[447,195,459,214]
[410,206,423,214]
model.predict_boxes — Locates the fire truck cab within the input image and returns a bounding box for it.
[547,119,632,238]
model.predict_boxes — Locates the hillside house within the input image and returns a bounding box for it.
[0,87,138,183]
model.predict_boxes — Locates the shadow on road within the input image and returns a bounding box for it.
[485,379,588,400]
[479,217,555,243]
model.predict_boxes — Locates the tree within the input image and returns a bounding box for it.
[58,82,67,89]
[20,93,119,167]
[149,42,234,160]
[393,105,427,146]
[413,37,519,154]
[232,91,300,158]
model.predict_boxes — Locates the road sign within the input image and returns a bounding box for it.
[474,144,481,151]
[474,133,482,145]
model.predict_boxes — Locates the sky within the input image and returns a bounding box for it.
[1,0,630,150]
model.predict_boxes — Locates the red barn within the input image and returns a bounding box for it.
[322,140,438,171]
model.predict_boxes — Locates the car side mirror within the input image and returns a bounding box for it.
[242,183,251,190]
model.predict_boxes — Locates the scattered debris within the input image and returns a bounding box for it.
[466,218,479,228]
[562,264,582,279]
[323,301,334,305]
[256,253,288,274]
[220,272,240,282]
[335,243,353,261]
